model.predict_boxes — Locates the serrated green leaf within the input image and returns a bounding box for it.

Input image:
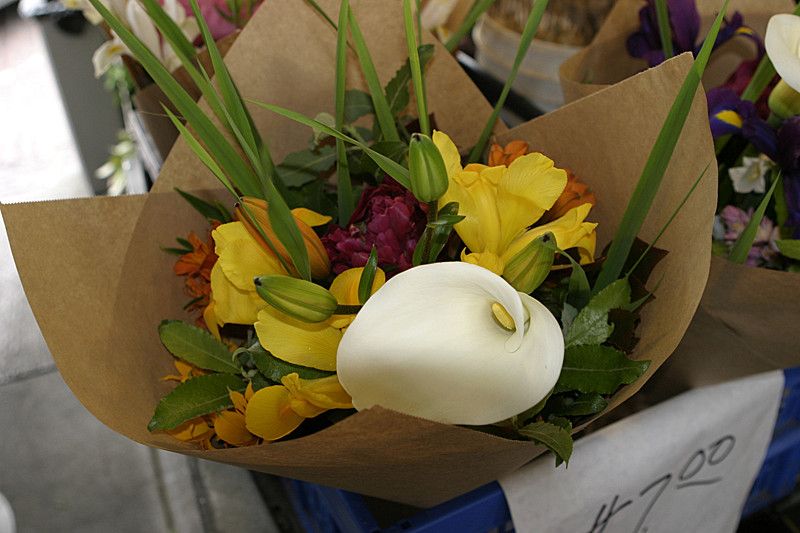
[546,392,607,417]
[158,320,241,374]
[344,89,375,123]
[777,239,800,260]
[558,344,651,395]
[518,421,573,465]
[147,373,246,431]
[384,44,434,117]
[276,145,338,188]
[244,343,334,382]
[565,278,631,347]
[175,188,232,223]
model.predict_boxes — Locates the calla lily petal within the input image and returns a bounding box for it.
[766,14,800,93]
[337,262,564,425]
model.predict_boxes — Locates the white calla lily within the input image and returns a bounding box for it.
[336,262,564,425]
[766,14,800,92]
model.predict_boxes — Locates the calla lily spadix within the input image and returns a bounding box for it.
[336,262,564,426]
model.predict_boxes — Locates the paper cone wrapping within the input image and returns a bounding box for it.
[558,0,800,406]
[2,0,714,507]
[559,0,795,104]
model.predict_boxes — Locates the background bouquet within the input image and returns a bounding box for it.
[3,0,716,507]
[559,0,800,399]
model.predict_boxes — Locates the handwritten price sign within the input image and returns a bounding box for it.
[587,435,736,533]
[499,372,784,533]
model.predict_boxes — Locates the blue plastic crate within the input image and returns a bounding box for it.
[283,367,800,532]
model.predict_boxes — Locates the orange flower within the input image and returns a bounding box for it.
[174,229,218,326]
[235,198,331,279]
[488,140,529,167]
[215,383,260,447]
[539,170,596,224]
[166,416,216,449]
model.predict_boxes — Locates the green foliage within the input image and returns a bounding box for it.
[518,421,573,466]
[148,373,246,431]
[557,344,651,395]
[564,279,631,348]
[175,188,233,223]
[239,342,334,382]
[158,320,242,374]
[276,145,338,188]
[777,239,800,260]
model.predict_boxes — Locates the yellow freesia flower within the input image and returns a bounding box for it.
[244,373,353,441]
[433,130,596,275]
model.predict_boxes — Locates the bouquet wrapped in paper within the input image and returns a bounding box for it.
[560,0,800,397]
[3,0,715,507]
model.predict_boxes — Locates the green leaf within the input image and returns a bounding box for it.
[777,239,800,260]
[348,6,400,142]
[276,145,337,188]
[147,373,246,431]
[468,0,549,163]
[384,44,435,117]
[540,239,591,310]
[564,279,631,347]
[654,0,673,61]
[336,3,356,226]
[518,421,573,465]
[593,1,729,292]
[443,0,494,52]
[175,188,233,223]
[358,246,379,304]
[558,344,651,395]
[158,320,241,374]
[403,0,429,135]
[242,343,334,382]
[344,89,375,123]
[728,175,779,264]
[546,392,607,417]
[250,100,412,190]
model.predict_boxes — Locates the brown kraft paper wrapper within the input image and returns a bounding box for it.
[1,1,714,507]
[559,0,800,407]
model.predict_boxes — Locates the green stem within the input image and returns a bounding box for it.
[420,200,438,263]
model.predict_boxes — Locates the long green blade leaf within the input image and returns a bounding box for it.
[654,0,673,62]
[403,0,429,136]
[593,0,729,293]
[348,7,400,142]
[468,0,549,163]
[337,1,355,224]
[444,0,495,53]
[727,174,780,264]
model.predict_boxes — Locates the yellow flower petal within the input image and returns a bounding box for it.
[245,385,306,441]
[496,153,567,251]
[209,262,262,325]
[432,130,462,180]
[213,222,285,291]
[443,169,502,254]
[255,306,341,371]
[291,207,332,227]
[215,410,255,446]
[503,203,597,265]
[327,268,386,329]
[282,373,353,410]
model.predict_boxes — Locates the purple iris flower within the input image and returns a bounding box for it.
[706,87,777,159]
[627,0,762,68]
[776,117,800,230]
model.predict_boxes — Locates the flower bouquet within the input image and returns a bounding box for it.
[2,0,715,507]
[559,0,800,397]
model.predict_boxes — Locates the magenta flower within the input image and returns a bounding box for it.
[322,179,428,277]
[176,0,261,41]
[718,205,781,266]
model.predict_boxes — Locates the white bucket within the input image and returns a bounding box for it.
[473,14,583,113]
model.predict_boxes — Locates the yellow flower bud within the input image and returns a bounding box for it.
[503,232,556,293]
[254,275,338,323]
[408,133,449,203]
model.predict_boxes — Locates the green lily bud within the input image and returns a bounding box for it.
[768,79,800,121]
[254,275,338,323]
[408,132,449,203]
[503,232,556,293]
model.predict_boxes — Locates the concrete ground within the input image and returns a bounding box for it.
[0,6,284,532]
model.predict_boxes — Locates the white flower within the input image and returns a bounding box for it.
[728,155,770,194]
[765,14,800,93]
[336,262,564,426]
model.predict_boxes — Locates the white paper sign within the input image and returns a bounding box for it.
[499,370,784,533]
